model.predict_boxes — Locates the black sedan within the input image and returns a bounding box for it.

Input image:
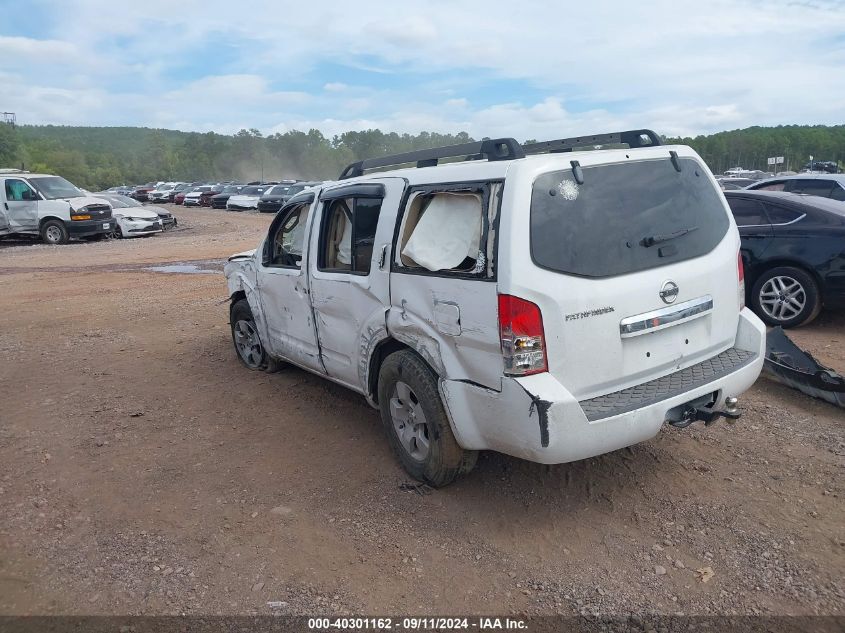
[724,190,845,327]
[256,184,294,213]
[211,184,243,209]
[257,180,322,213]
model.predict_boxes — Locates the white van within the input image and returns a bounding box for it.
[224,130,766,486]
[0,170,116,244]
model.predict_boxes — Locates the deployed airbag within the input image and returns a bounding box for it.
[401,193,481,271]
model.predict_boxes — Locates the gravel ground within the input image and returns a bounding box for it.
[0,206,842,617]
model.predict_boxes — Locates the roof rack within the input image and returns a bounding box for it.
[338,138,525,179]
[337,129,662,179]
[522,129,661,155]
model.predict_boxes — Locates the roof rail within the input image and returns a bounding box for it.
[338,138,525,180]
[0,168,28,174]
[522,129,661,155]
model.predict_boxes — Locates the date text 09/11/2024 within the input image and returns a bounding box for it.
[307,617,528,630]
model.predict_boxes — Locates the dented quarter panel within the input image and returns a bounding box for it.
[387,276,502,390]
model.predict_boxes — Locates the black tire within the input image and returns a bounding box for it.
[40,219,69,245]
[750,266,822,328]
[111,224,124,239]
[377,350,477,487]
[230,299,271,371]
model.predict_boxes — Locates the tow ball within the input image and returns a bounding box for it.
[670,396,741,428]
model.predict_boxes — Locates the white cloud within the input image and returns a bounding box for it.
[0,36,80,63]
[1,0,844,138]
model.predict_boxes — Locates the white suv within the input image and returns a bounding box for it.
[224,130,766,486]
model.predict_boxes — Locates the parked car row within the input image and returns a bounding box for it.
[0,169,174,243]
[115,179,324,212]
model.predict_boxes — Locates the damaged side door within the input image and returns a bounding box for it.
[256,197,324,373]
[387,181,504,390]
[307,178,406,390]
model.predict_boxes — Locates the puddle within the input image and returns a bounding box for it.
[145,263,220,274]
[0,258,227,275]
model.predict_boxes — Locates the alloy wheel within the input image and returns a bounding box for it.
[759,275,806,322]
[389,381,431,461]
[233,319,263,368]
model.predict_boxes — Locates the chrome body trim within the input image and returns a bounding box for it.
[620,295,714,338]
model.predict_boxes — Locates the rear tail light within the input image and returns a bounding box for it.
[498,294,547,376]
[738,251,746,309]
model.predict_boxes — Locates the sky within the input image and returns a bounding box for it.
[1,0,844,140]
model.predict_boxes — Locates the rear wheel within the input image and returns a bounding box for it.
[41,220,69,245]
[377,350,476,487]
[751,266,821,328]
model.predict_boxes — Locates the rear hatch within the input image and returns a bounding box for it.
[516,152,740,400]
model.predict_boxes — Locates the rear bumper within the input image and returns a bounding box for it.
[440,309,766,464]
[68,219,116,237]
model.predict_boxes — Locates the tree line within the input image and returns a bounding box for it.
[664,125,845,175]
[0,122,842,191]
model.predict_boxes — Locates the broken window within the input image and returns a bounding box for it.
[318,196,383,274]
[396,184,498,278]
[269,203,310,268]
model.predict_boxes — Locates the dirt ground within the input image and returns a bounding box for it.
[0,206,842,617]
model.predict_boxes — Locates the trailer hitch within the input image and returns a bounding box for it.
[670,397,740,428]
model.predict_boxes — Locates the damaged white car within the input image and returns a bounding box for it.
[0,170,116,244]
[224,130,766,486]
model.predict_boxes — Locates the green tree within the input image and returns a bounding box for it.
[0,123,20,167]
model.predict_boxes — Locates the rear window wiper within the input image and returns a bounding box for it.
[640,226,698,248]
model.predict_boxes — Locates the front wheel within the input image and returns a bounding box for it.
[41,220,69,245]
[377,350,477,487]
[751,266,821,328]
[230,299,269,370]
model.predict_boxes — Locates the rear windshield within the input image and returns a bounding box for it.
[530,157,729,278]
